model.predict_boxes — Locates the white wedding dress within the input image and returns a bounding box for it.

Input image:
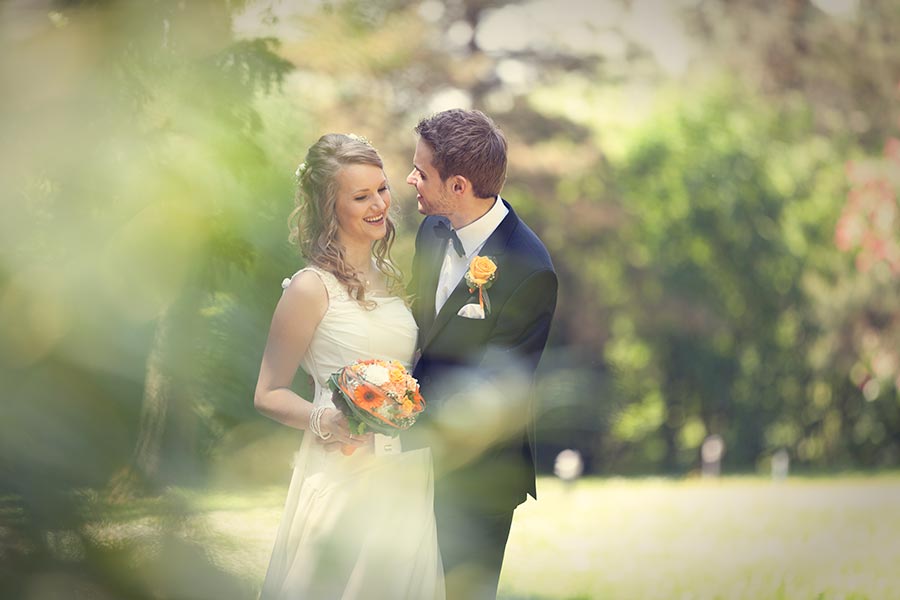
[259,267,444,600]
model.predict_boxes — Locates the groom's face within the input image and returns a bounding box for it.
[407,139,455,217]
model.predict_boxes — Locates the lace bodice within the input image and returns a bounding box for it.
[281,266,418,391]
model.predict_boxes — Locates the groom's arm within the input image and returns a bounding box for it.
[483,268,558,375]
[426,269,558,469]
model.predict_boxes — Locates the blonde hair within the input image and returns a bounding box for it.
[288,133,404,308]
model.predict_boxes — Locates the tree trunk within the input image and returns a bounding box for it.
[133,304,174,484]
[107,302,174,500]
[108,282,207,500]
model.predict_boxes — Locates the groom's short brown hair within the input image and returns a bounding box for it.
[414,109,507,199]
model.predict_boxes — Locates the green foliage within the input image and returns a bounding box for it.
[0,1,301,594]
[3,0,900,592]
[579,81,853,473]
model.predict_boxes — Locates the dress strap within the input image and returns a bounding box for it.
[281,266,348,301]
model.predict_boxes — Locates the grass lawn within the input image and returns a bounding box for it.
[154,474,900,599]
[498,475,900,599]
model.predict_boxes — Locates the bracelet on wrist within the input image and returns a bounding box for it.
[309,405,333,440]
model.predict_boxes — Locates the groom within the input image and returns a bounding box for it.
[406,109,558,599]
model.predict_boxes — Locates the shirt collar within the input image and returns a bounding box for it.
[454,196,509,258]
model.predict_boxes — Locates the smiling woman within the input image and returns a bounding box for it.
[335,162,391,247]
[253,133,443,598]
[289,133,405,307]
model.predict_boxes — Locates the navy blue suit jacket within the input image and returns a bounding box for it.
[408,199,557,510]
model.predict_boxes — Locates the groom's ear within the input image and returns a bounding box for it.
[449,174,469,195]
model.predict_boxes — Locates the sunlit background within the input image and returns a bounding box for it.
[2,0,899,598]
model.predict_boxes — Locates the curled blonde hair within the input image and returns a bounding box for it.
[288,133,404,308]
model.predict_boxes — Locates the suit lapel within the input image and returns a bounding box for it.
[422,200,519,349]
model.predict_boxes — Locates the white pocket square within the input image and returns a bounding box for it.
[457,303,486,319]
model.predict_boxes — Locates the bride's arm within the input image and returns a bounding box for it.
[253,271,362,447]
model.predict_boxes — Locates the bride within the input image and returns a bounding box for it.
[253,133,444,599]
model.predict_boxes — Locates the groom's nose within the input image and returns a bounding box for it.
[406,170,418,186]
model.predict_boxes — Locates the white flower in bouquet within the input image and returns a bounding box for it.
[362,363,390,386]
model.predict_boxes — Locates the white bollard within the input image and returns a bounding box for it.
[771,448,790,481]
[701,434,725,478]
[554,449,584,489]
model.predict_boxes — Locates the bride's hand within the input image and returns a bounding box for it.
[319,408,373,451]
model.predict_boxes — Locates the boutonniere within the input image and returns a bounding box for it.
[464,255,498,316]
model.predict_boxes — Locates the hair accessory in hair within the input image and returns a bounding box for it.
[295,161,308,181]
[346,133,372,146]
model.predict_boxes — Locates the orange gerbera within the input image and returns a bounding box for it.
[353,385,385,411]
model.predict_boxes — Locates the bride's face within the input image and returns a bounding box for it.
[334,163,391,246]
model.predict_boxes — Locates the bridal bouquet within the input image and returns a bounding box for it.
[328,359,425,454]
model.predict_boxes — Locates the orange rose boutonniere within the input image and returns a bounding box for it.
[465,255,498,315]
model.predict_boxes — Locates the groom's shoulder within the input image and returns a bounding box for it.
[507,210,554,273]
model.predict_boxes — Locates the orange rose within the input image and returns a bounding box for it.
[468,256,497,287]
[389,365,406,384]
[400,399,414,417]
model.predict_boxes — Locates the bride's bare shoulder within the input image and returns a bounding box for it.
[280,269,329,313]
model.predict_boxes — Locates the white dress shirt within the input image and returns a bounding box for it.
[435,196,509,314]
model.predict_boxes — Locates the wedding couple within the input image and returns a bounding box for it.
[254,109,558,599]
